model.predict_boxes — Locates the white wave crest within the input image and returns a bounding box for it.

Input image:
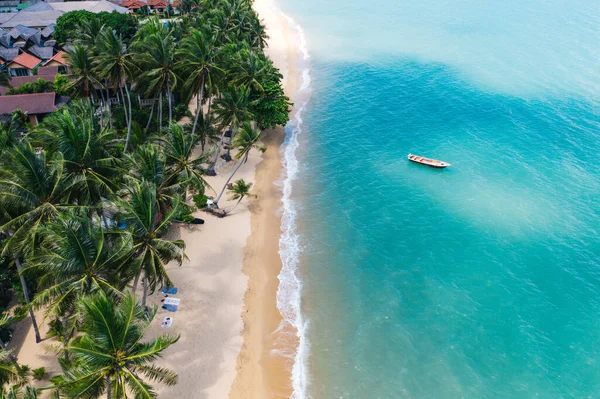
[276,11,312,399]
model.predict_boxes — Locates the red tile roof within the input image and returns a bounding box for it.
[42,50,67,66]
[0,92,59,115]
[8,52,42,70]
[148,0,169,7]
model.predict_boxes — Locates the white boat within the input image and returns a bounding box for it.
[408,153,451,168]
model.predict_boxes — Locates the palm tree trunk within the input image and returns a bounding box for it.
[207,96,212,116]
[15,259,41,343]
[105,81,112,128]
[141,277,148,308]
[167,84,173,122]
[158,92,163,130]
[191,74,205,136]
[124,84,133,153]
[207,127,229,176]
[215,153,246,204]
[227,197,244,213]
[106,375,111,399]
[132,269,142,294]
[145,98,156,132]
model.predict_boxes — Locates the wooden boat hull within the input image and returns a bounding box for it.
[407,154,451,168]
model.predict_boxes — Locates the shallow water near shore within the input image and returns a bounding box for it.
[277,0,600,397]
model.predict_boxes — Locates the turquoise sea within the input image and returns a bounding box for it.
[276,0,600,398]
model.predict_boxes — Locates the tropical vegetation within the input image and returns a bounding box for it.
[0,0,289,396]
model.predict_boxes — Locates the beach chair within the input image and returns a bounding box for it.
[161,286,178,295]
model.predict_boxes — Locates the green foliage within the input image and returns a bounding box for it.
[178,206,195,224]
[6,79,54,95]
[54,10,95,44]
[251,77,291,130]
[95,11,137,39]
[54,11,137,44]
[56,293,178,397]
[193,194,208,208]
[31,368,45,381]
[53,74,74,97]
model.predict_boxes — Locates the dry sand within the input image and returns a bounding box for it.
[151,2,302,397]
[229,1,302,398]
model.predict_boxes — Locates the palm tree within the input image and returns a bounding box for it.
[226,179,254,212]
[0,143,74,343]
[194,114,220,154]
[136,31,179,124]
[208,85,253,175]
[177,29,223,136]
[56,293,178,398]
[231,47,270,94]
[35,101,121,205]
[0,385,39,399]
[30,216,134,342]
[125,145,185,211]
[64,46,102,99]
[108,180,185,306]
[94,29,137,153]
[0,122,19,159]
[74,17,104,50]
[0,72,10,89]
[214,122,265,204]
[161,123,211,195]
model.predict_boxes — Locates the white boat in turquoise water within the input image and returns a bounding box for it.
[408,153,451,168]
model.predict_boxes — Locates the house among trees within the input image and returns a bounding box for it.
[43,49,67,71]
[5,52,41,76]
[0,91,69,125]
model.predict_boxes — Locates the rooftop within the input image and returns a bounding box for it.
[0,92,61,115]
[8,52,42,69]
[43,49,66,65]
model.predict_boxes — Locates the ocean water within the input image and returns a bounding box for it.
[276,0,600,398]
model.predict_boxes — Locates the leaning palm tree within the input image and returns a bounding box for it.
[0,144,74,343]
[64,46,102,99]
[54,293,178,398]
[108,180,185,307]
[209,85,253,175]
[194,114,221,154]
[226,179,254,212]
[94,28,137,152]
[214,121,265,204]
[30,216,134,343]
[177,29,224,136]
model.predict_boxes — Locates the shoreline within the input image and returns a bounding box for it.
[230,0,304,398]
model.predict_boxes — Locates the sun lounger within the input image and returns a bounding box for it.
[161,304,178,312]
[161,286,178,295]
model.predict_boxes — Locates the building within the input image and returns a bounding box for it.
[0,1,20,13]
[0,1,128,30]
[5,52,41,76]
[0,91,69,125]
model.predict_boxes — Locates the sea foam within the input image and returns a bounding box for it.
[276,11,312,399]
